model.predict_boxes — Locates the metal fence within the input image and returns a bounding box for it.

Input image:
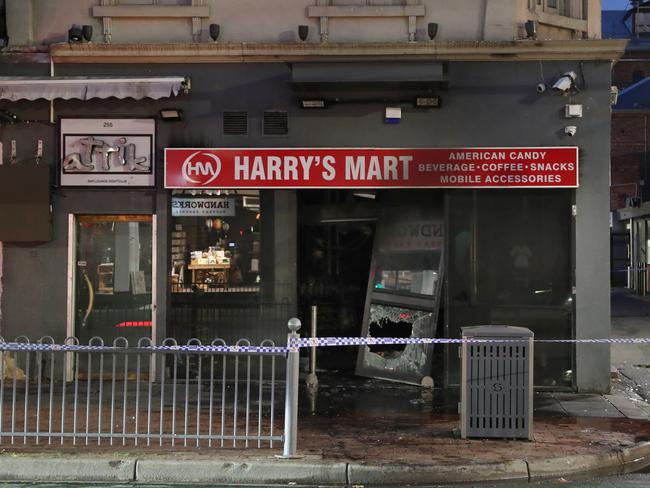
[0,334,291,449]
[169,299,292,346]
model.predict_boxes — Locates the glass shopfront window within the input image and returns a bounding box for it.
[167,190,281,346]
[447,189,574,388]
[74,215,153,346]
[169,191,261,294]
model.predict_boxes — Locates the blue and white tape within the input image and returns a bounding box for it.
[0,336,647,354]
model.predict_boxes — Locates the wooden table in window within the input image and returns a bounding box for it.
[188,263,231,289]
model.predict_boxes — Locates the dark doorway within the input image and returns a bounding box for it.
[298,190,377,371]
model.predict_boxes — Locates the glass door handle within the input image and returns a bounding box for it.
[81,269,95,327]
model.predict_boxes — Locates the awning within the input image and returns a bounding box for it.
[290,62,447,103]
[0,76,190,101]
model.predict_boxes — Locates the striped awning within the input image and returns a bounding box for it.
[0,76,190,101]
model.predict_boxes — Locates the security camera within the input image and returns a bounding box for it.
[536,83,547,93]
[552,71,577,93]
[564,125,577,137]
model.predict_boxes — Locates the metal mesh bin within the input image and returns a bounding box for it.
[460,325,533,440]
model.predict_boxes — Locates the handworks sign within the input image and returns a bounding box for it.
[164,147,579,189]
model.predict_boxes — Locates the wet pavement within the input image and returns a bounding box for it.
[3,369,648,467]
[285,370,650,465]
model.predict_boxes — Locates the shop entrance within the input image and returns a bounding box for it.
[67,214,155,347]
[298,190,376,371]
[298,189,444,379]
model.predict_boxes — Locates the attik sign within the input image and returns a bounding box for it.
[164,147,579,189]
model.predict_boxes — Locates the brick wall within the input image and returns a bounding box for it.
[611,113,647,210]
[613,54,650,88]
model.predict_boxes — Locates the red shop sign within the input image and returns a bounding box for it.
[164,147,578,189]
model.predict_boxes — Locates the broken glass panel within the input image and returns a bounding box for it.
[364,304,433,369]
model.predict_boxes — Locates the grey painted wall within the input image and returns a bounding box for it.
[0,59,612,391]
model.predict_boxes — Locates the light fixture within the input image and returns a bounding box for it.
[159,109,183,122]
[298,25,309,42]
[209,24,220,42]
[415,96,440,108]
[82,25,93,42]
[353,191,376,200]
[243,195,261,210]
[384,107,401,124]
[524,20,537,39]
[68,25,83,43]
[0,109,18,124]
[301,100,326,109]
[427,23,438,40]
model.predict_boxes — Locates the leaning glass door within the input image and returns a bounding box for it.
[72,215,154,346]
[355,190,444,385]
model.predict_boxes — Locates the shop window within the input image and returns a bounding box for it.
[74,215,153,350]
[169,190,261,294]
[447,190,573,388]
[0,0,7,47]
[223,111,248,135]
[263,110,289,136]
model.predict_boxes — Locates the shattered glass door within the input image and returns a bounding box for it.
[355,191,444,385]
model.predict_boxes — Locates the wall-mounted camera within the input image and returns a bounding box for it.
[552,71,577,94]
[536,83,547,93]
[564,125,577,137]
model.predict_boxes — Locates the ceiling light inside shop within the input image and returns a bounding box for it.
[353,191,376,200]
[243,196,260,210]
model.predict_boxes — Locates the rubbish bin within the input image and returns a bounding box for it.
[459,325,533,440]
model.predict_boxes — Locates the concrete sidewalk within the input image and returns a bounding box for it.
[0,414,649,485]
[1,373,650,485]
[1,289,650,485]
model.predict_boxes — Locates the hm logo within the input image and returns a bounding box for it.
[182,151,222,186]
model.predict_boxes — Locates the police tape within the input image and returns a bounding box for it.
[289,336,650,348]
[0,336,648,354]
[0,342,288,354]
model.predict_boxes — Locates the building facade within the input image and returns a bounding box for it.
[0,0,623,392]
[604,3,650,292]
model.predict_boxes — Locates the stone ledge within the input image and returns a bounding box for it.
[47,39,628,63]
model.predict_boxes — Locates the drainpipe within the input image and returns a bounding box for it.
[0,240,3,336]
[0,144,3,336]
[50,56,54,124]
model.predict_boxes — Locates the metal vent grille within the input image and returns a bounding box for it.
[460,326,533,440]
[467,344,528,436]
[263,110,289,135]
[223,111,248,135]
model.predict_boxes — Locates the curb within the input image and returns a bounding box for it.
[347,459,529,485]
[136,458,348,485]
[0,455,135,482]
[527,451,624,481]
[1,442,650,485]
